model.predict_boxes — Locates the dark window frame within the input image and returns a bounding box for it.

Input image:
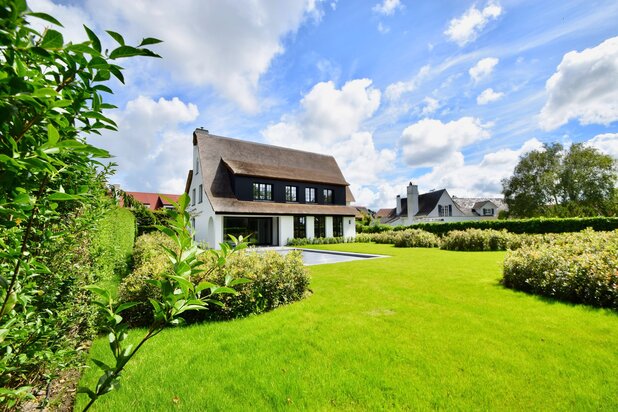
[314,216,326,238]
[293,216,306,238]
[305,187,316,203]
[285,185,298,202]
[191,188,196,206]
[252,182,273,201]
[323,189,334,204]
[198,184,203,203]
[333,216,343,237]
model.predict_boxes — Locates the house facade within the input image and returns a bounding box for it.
[185,129,357,248]
[377,182,506,225]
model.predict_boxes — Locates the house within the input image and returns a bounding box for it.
[377,182,507,225]
[122,191,181,211]
[185,129,357,248]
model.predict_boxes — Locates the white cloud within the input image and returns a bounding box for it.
[415,138,544,196]
[539,36,618,130]
[79,0,321,113]
[262,79,396,208]
[377,22,390,34]
[400,117,491,167]
[469,57,499,83]
[445,1,502,46]
[88,96,199,193]
[384,65,431,101]
[421,97,439,115]
[372,0,403,16]
[477,88,504,105]
[586,133,618,158]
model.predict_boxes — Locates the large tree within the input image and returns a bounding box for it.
[502,143,617,217]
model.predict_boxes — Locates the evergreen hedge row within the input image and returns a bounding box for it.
[357,216,618,236]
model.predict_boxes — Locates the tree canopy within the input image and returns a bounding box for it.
[502,143,617,218]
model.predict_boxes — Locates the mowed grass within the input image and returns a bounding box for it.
[75,244,618,411]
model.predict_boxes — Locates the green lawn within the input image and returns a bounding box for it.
[75,244,618,411]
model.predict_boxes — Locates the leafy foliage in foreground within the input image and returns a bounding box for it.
[502,229,618,309]
[120,234,310,325]
[78,194,249,411]
[0,0,160,407]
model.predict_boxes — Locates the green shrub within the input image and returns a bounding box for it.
[440,229,512,251]
[199,250,310,320]
[119,234,310,325]
[393,229,441,248]
[502,229,618,308]
[287,236,368,246]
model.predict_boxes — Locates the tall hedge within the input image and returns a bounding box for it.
[357,216,618,236]
[90,207,136,282]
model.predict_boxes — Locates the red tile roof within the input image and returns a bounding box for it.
[124,191,181,210]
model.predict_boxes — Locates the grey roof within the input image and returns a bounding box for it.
[452,197,507,216]
[191,130,357,216]
[416,189,447,216]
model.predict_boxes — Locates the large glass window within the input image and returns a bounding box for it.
[314,216,326,238]
[223,217,272,245]
[293,216,306,238]
[483,208,494,216]
[305,187,316,203]
[285,185,298,202]
[333,216,343,237]
[323,189,333,204]
[253,183,273,201]
[438,204,452,217]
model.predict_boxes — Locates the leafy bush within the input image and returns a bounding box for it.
[502,229,618,308]
[440,229,512,251]
[287,236,369,246]
[372,229,440,248]
[200,250,310,320]
[119,234,310,325]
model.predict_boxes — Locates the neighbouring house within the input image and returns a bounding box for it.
[354,206,375,221]
[377,182,507,225]
[122,191,181,211]
[185,129,357,248]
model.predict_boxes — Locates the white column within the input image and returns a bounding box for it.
[325,216,333,237]
[280,216,294,245]
[343,216,356,238]
[306,216,315,239]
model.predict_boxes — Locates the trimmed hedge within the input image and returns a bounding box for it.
[119,233,310,325]
[287,236,371,246]
[90,207,136,282]
[373,229,441,248]
[439,228,543,251]
[358,216,618,236]
[502,229,618,309]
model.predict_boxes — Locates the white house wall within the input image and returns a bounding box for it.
[343,216,356,238]
[426,191,467,218]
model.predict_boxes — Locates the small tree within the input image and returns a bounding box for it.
[502,143,617,218]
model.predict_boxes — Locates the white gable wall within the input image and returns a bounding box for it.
[426,191,467,218]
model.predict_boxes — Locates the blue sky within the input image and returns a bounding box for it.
[33,0,618,209]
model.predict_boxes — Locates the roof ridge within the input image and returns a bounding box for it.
[195,129,337,160]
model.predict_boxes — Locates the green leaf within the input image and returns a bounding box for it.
[108,65,125,83]
[0,329,8,344]
[106,30,125,46]
[84,25,101,52]
[27,12,64,27]
[84,285,111,302]
[91,358,112,371]
[211,286,237,296]
[76,386,97,400]
[109,45,147,59]
[139,37,163,46]
[48,192,81,201]
[40,29,64,49]
[196,281,216,293]
[228,278,252,287]
[115,302,140,314]
[47,123,59,145]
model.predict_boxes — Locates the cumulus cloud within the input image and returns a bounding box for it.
[372,0,403,16]
[377,22,390,34]
[469,57,499,83]
[400,117,491,167]
[586,133,618,158]
[539,36,618,130]
[262,79,396,206]
[28,0,95,43]
[88,96,199,193]
[477,88,504,105]
[72,0,321,113]
[444,1,502,46]
[415,138,544,196]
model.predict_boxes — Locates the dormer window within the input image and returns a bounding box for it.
[285,185,297,202]
[323,189,333,204]
[305,187,316,203]
[253,183,272,201]
[438,204,452,217]
[483,208,494,216]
